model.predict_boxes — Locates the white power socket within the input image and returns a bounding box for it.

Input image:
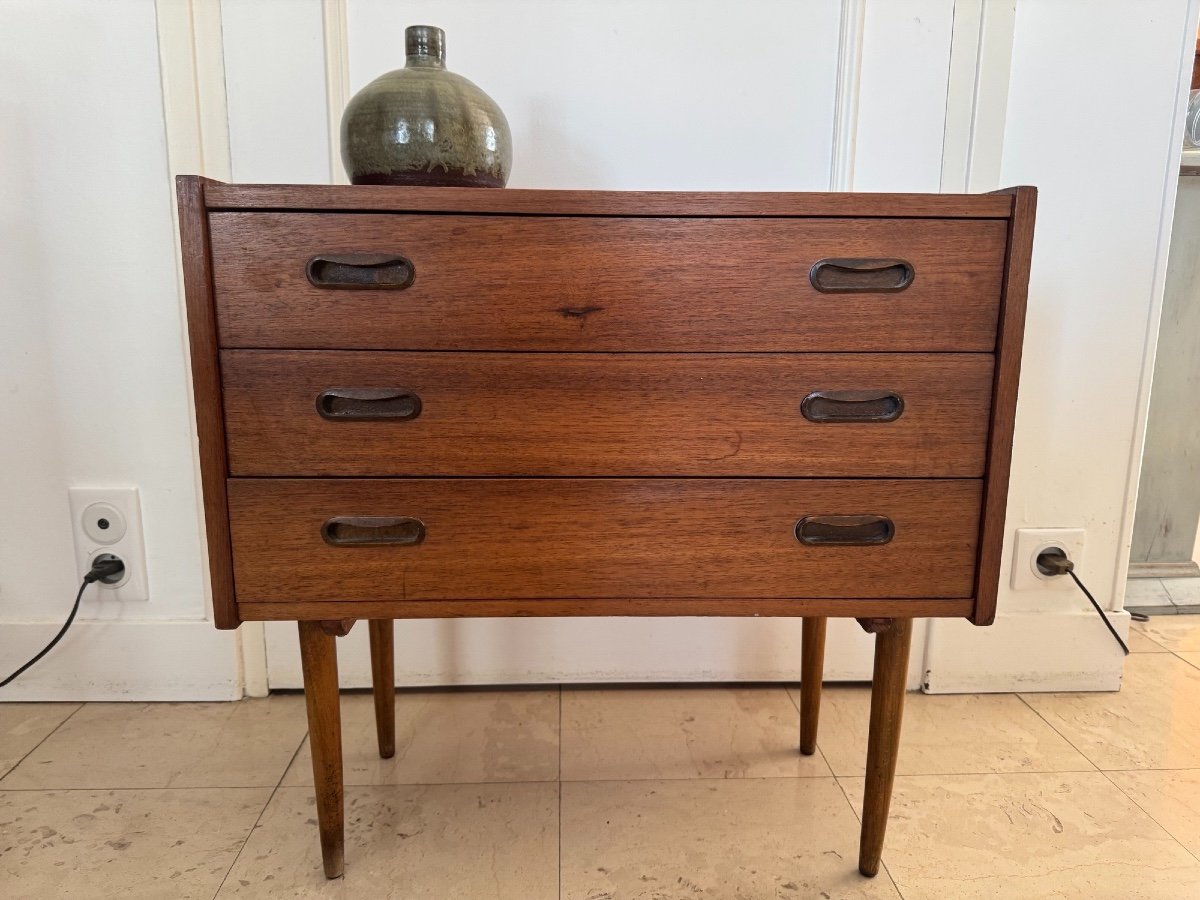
[68,487,149,602]
[1011,527,1086,591]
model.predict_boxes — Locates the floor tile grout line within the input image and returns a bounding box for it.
[0,766,1135,793]
[1096,767,1200,866]
[211,727,309,899]
[1014,693,1102,773]
[0,701,85,785]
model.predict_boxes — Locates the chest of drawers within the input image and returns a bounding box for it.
[178,176,1035,881]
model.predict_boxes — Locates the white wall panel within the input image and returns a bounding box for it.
[346,0,842,190]
[0,0,240,698]
[853,0,955,191]
[222,0,331,183]
[925,0,1200,691]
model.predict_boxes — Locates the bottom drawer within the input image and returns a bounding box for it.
[227,479,981,602]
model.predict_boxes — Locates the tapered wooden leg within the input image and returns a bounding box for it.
[298,621,344,879]
[368,619,395,759]
[858,617,912,878]
[799,616,827,755]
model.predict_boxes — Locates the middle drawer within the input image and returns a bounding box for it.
[221,351,994,477]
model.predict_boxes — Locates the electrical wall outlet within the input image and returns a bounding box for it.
[1011,527,1086,591]
[68,487,149,601]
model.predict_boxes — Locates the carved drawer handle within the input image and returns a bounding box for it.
[321,516,426,546]
[315,388,422,421]
[809,258,914,293]
[306,253,415,289]
[800,390,904,423]
[795,515,895,546]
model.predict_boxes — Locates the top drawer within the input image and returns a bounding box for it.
[210,213,1007,351]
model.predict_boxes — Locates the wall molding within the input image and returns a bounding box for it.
[923,611,1130,693]
[940,0,1017,192]
[829,0,866,190]
[322,0,351,185]
[1116,0,1200,602]
[155,0,259,698]
[0,621,241,701]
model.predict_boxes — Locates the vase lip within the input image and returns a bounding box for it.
[406,25,445,68]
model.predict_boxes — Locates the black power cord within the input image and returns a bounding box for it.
[0,554,126,688]
[1035,548,1129,655]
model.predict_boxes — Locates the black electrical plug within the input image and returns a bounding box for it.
[1036,547,1074,577]
[85,553,126,585]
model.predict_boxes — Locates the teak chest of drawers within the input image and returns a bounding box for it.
[178,176,1035,881]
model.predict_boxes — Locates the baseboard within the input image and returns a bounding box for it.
[922,610,1129,693]
[0,620,242,701]
[263,617,931,691]
[1127,561,1200,579]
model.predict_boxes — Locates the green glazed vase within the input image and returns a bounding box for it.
[341,25,512,187]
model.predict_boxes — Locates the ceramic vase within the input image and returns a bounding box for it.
[341,25,512,187]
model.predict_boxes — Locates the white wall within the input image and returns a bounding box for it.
[0,0,1194,699]
[0,0,241,699]
[925,0,1200,691]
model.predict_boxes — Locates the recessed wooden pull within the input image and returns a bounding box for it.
[795,515,895,546]
[801,390,904,423]
[315,388,422,421]
[321,516,425,546]
[306,253,415,289]
[809,258,914,293]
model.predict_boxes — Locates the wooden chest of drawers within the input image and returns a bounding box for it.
[178,177,1035,881]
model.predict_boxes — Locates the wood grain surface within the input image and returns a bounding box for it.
[221,351,994,477]
[226,478,982,602]
[297,621,344,878]
[859,618,912,877]
[210,213,1007,351]
[203,182,1016,219]
[973,186,1037,625]
[176,176,238,628]
[238,598,974,621]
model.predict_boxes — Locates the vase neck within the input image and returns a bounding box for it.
[405,25,445,69]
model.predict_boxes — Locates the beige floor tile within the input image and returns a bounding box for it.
[0,787,270,899]
[2,696,308,789]
[1178,651,1200,671]
[840,772,1200,899]
[561,686,830,781]
[1134,615,1200,651]
[1128,622,1170,652]
[1108,769,1200,858]
[282,689,558,787]
[1021,653,1200,770]
[0,703,80,779]
[216,783,558,898]
[561,777,900,899]
[801,686,1094,776]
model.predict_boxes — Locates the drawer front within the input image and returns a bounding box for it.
[227,478,982,602]
[222,351,994,477]
[210,213,1007,351]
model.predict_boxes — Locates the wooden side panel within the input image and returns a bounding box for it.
[226,478,983,602]
[202,182,1018,218]
[177,175,239,629]
[221,351,995,477]
[973,186,1038,625]
[209,213,1008,352]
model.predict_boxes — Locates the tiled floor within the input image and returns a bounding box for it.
[3,617,1200,898]
[1125,576,1200,615]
